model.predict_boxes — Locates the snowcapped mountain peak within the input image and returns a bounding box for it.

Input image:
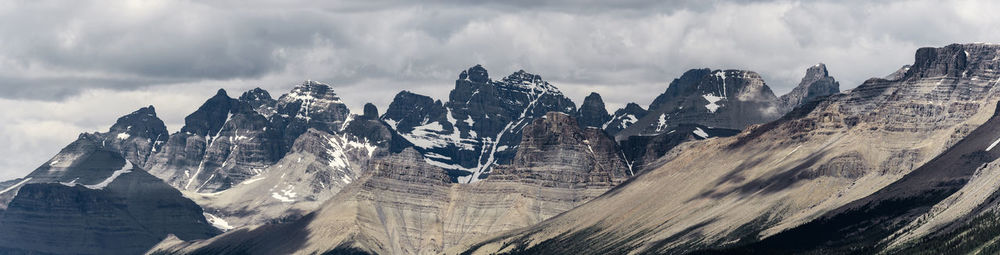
[498,69,563,95]
[108,105,168,142]
[284,80,341,103]
[239,87,272,102]
[238,87,277,117]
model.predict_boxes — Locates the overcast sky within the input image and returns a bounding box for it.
[1,0,999,180]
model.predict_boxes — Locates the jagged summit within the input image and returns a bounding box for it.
[239,87,277,117]
[273,80,351,146]
[577,92,611,128]
[604,102,648,136]
[108,105,168,141]
[383,64,577,182]
[497,69,564,95]
[239,87,270,100]
[777,63,840,114]
[615,67,779,139]
[179,90,247,137]
[362,103,379,119]
[459,64,490,83]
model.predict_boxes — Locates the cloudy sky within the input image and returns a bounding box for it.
[1,0,999,180]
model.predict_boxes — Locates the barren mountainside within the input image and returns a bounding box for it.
[457,43,1000,255]
[149,112,631,255]
[6,41,1000,255]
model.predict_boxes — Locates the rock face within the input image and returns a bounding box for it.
[149,112,630,255]
[141,82,391,230]
[777,63,841,114]
[576,92,612,128]
[146,81,355,193]
[382,65,577,183]
[457,43,1000,255]
[145,89,280,192]
[270,81,352,154]
[186,127,384,229]
[490,112,631,189]
[618,124,740,174]
[239,87,278,117]
[885,64,913,80]
[603,102,648,136]
[1,106,172,209]
[615,68,781,140]
[0,107,219,255]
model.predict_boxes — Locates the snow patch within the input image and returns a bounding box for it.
[240,177,266,186]
[59,178,79,187]
[0,178,31,195]
[655,114,668,132]
[987,136,1000,151]
[85,161,133,189]
[271,185,297,203]
[693,127,710,139]
[116,133,131,140]
[703,94,725,113]
[204,212,233,231]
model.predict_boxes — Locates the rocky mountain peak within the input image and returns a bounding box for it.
[381,91,446,133]
[108,105,168,141]
[577,92,611,128]
[649,68,775,111]
[362,103,379,119]
[777,63,840,114]
[497,69,563,95]
[274,80,351,133]
[384,65,578,183]
[615,68,779,139]
[459,64,490,83]
[282,81,340,104]
[805,63,829,78]
[907,43,999,79]
[239,87,271,101]
[239,87,277,117]
[604,102,648,136]
[179,90,244,137]
[621,102,645,113]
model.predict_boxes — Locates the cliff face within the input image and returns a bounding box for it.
[146,81,354,193]
[603,102,648,137]
[458,43,1000,255]
[777,63,841,114]
[616,68,781,140]
[145,89,279,193]
[576,92,612,129]
[149,112,630,255]
[0,107,218,254]
[185,127,385,229]
[382,65,578,183]
[618,124,741,174]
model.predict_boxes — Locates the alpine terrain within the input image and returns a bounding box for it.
[7,39,1000,255]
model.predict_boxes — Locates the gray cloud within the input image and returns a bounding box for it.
[1,0,1000,179]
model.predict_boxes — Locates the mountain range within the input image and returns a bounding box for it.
[3,43,999,255]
